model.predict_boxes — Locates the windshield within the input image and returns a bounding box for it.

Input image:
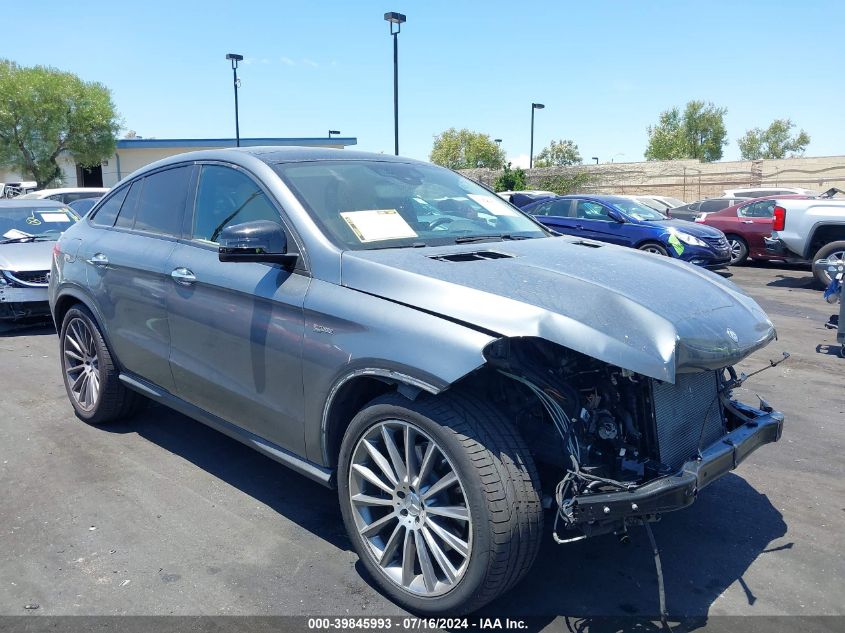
[274,160,549,249]
[610,199,667,221]
[0,205,79,241]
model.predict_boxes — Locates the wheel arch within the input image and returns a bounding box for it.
[806,223,845,259]
[321,367,446,469]
[53,287,117,362]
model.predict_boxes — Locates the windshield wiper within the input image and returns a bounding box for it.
[454,234,532,244]
[371,242,427,250]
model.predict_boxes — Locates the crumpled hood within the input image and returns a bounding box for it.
[341,236,776,382]
[0,240,55,271]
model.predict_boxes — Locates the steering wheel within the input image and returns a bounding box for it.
[428,217,454,230]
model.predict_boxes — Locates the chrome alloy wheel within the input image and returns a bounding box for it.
[63,317,101,411]
[348,420,472,597]
[727,238,744,264]
[642,245,665,255]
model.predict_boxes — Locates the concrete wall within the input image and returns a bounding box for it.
[461,155,845,202]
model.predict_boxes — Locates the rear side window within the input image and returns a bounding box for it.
[133,166,191,236]
[191,165,280,243]
[91,187,129,226]
[700,199,728,212]
[115,179,143,228]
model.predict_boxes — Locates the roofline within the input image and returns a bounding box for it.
[115,137,358,149]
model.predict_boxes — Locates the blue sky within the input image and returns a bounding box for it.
[8,0,845,166]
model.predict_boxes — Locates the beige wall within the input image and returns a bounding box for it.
[462,155,845,202]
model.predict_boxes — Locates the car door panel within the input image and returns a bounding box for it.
[165,163,309,454]
[166,245,309,453]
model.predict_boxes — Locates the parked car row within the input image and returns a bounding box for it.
[30,147,787,615]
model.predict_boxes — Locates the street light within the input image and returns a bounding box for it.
[529,103,544,169]
[328,130,341,138]
[384,11,406,155]
[225,53,244,147]
[592,157,599,164]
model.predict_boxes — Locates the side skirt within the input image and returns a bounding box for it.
[119,373,335,488]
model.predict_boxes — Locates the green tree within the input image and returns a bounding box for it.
[540,171,595,195]
[533,139,582,167]
[429,128,505,170]
[0,60,120,188]
[737,119,810,160]
[493,162,527,192]
[644,100,728,162]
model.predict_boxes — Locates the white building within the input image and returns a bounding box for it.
[1,136,357,192]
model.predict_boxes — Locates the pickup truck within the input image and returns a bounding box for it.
[765,193,845,285]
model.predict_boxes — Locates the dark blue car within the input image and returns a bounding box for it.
[523,194,732,267]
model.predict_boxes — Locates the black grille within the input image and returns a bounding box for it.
[5,270,50,286]
[702,235,729,250]
[651,371,725,470]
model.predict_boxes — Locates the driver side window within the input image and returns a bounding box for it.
[575,200,612,221]
[192,165,280,243]
[738,201,774,218]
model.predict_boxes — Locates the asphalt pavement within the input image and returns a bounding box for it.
[1,261,843,627]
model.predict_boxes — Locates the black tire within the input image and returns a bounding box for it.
[813,241,845,286]
[725,234,749,265]
[338,390,542,615]
[60,304,145,425]
[638,241,669,256]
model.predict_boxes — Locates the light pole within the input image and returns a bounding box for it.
[225,53,244,147]
[592,157,599,164]
[529,103,544,169]
[328,130,341,138]
[384,11,406,155]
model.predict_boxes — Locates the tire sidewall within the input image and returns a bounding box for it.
[814,241,845,286]
[60,305,109,423]
[337,400,494,615]
[725,234,749,265]
[638,242,668,256]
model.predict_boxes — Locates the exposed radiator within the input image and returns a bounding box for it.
[651,371,725,470]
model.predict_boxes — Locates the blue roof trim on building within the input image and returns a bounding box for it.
[115,137,357,149]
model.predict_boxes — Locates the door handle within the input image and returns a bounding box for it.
[741,220,754,224]
[170,267,196,285]
[86,253,109,267]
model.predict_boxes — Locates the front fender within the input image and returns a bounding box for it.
[301,279,496,465]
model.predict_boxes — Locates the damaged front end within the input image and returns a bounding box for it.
[481,337,785,542]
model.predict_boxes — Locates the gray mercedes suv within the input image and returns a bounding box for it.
[49,147,784,614]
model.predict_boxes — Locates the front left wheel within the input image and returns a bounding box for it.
[337,391,542,615]
[60,305,144,424]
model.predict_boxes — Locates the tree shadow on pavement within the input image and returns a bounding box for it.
[98,405,787,629]
[99,403,350,550]
[474,473,787,629]
[0,320,55,337]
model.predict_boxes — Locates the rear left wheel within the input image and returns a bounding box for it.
[60,305,145,425]
[337,391,542,615]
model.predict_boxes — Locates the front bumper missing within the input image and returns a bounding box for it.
[568,405,784,526]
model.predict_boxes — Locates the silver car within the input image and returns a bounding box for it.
[1,200,79,320]
[48,148,784,614]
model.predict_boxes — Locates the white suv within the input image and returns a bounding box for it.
[723,187,817,199]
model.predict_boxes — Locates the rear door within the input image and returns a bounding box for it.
[82,165,192,392]
[528,198,577,233]
[166,163,309,454]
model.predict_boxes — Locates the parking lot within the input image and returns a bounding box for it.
[1,261,843,625]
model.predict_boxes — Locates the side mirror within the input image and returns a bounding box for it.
[218,220,298,269]
[608,210,626,223]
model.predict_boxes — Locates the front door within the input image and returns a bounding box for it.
[166,164,309,454]
[573,200,630,246]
